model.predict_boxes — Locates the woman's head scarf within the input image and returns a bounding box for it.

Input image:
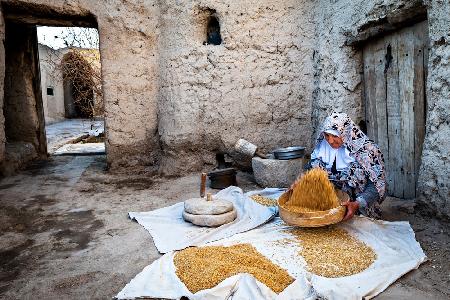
[316,112,387,199]
[311,138,355,171]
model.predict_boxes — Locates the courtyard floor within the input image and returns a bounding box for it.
[45,119,104,154]
[0,155,449,299]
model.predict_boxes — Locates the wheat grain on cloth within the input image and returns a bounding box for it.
[117,216,426,300]
[128,186,283,253]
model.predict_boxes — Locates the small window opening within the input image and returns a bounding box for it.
[206,15,222,45]
[47,87,54,95]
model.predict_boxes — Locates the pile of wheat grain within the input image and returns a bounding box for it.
[250,194,277,206]
[174,244,294,293]
[286,168,339,211]
[287,227,377,277]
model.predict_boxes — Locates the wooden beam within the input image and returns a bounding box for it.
[2,1,97,28]
[385,32,402,197]
[397,26,416,199]
[344,3,427,48]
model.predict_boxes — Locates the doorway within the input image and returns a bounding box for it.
[1,2,105,176]
[362,21,428,198]
[37,26,105,155]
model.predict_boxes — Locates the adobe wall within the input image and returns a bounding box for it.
[157,0,316,174]
[94,1,161,171]
[38,43,65,124]
[1,0,316,175]
[3,23,45,151]
[417,0,450,219]
[0,9,5,162]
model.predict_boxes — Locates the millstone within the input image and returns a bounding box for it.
[252,156,304,188]
[182,208,237,227]
[184,198,234,215]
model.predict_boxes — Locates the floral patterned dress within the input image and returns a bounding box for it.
[306,112,387,219]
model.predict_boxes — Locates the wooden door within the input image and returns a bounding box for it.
[363,21,428,199]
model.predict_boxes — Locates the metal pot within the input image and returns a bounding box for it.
[208,168,237,189]
[272,146,305,160]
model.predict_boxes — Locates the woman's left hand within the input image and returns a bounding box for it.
[342,201,359,221]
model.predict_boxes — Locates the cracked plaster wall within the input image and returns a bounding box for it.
[0,9,5,162]
[3,23,45,152]
[38,43,66,124]
[158,0,315,174]
[416,0,450,219]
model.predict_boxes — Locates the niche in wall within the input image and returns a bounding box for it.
[206,13,221,45]
[195,7,222,46]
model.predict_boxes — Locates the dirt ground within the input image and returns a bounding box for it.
[0,155,449,299]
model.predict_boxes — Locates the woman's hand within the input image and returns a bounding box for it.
[342,201,359,221]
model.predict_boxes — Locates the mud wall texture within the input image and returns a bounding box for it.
[0,9,5,162]
[95,1,160,171]
[311,0,365,136]
[38,44,65,124]
[3,23,46,152]
[416,0,450,219]
[157,0,315,174]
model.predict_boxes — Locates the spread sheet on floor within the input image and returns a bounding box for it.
[120,188,426,300]
[128,186,283,253]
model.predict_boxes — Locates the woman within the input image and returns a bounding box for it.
[304,112,387,220]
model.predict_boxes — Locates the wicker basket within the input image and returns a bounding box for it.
[277,189,348,227]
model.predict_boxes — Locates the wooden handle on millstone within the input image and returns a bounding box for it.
[200,173,207,198]
[207,193,212,201]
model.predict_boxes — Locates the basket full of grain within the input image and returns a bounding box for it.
[278,168,348,227]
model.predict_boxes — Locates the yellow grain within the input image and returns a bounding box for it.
[281,206,317,213]
[250,194,277,206]
[287,226,377,277]
[174,244,294,293]
[287,168,339,211]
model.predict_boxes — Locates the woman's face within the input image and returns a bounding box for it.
[323,132,343,149]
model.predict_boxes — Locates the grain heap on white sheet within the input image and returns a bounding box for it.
[287,226,377,277]
[250,194,277,206]
[174,244,294,293]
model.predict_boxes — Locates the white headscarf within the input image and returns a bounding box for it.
[311,130,355,171]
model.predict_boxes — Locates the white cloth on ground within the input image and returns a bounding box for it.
[311,139,355,170]
[128,186,284,253]
[117,216,426,300]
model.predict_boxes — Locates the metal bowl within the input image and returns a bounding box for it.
[272,146,305,160]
